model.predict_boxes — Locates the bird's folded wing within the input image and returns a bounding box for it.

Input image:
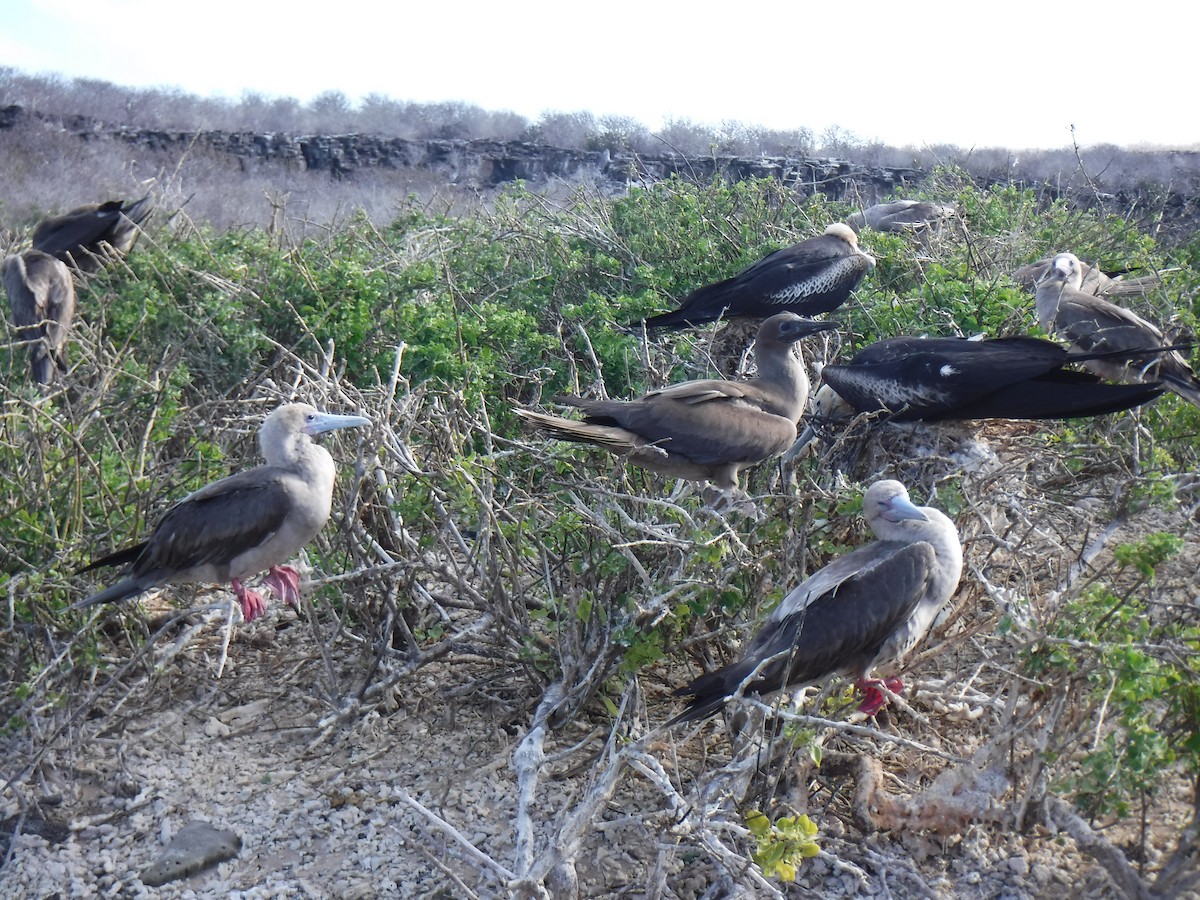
[138,476,293,572]
[742,542,937,687]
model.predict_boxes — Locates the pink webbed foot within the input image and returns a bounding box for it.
[231,578,268,622]
[262,565,301,608]
[854,676,905,716]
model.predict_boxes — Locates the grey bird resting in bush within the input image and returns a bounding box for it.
[784,335,1166,459]
[846,200,957,234]
[2,249,76,385]
[1013,253,1163,298]
[73,403,370,622]
[671,479,963,724]
[516,313,836,507]
[635,223,873,330]
[1035,251,1200,407]
[32,195,153,275]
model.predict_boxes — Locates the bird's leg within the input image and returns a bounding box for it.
[702,481,761,522]
[854,676,905,716]
[262,565,302,608]
[231,578,268,622]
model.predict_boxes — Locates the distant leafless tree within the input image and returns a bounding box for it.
[816,125,863,157]
[528,111,599,149]
[305,90,355,133]
[653,118,721,156]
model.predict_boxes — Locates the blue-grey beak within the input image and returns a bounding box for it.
[305,412,371,436]
[887,495,929,522]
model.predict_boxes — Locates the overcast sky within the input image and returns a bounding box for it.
[2,0,1192,150]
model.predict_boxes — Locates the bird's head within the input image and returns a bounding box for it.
[759,313,839,348]
[1039,252,1084,289]
[864,479,929,524]
[259,404,371,460]
[824,222,859,245]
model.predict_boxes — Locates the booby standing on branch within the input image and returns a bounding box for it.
[1035,252,1200,407]
[671,479,962,724]
[73,403,371,622]
[784,334,1166,458]
[2,249,76,384]
[516,313,836,507]
[32,195,153,275]
[635,223,873,331]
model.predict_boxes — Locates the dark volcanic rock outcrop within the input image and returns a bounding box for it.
[0,104,920,201]
[5,104,1200,242]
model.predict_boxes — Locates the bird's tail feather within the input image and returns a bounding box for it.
[71,577,151,610]
[29,347,54,385]
[76,542,147,575]
[668,658,761,726]
[514,408,637,452]
[1163,372,1200,408]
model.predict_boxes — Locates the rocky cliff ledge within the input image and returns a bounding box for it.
[0,104,921,201]
[5,104,1199,242]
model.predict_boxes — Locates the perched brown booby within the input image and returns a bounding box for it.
[846,200,957,235]
[1014,254,1163,298]
[73,403,371,622]
[635,223,873,330]
[32,195,153,275]
[783,334,1166,458]
[1035,252,1200,407]
[516,313,835,506]
[671,479,962,724]
[2,249,76,384]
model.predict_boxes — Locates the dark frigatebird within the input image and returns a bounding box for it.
[32,195,154,275]
[785,334,1167,457]
[635,223,873,331]
[847,200,957,235]
[2,249,76,384]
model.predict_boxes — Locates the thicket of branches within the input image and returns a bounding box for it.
[1,166,1199,894]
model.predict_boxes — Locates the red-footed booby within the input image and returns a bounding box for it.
[32,196,153,275]
[636,223,873,330]
[784,334,1165,459]
[846,200,957,235]
[516,313,835,506]
[2,249,76,384]
[73,403,370,622]
[1014,254,1163,298]
[671,479,962,724]
[1035,252,1200,407]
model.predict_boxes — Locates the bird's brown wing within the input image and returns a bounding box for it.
[575,387,796,467]
[672,542,936,723]
[132,471,295,578]
[1054,293,1167,355]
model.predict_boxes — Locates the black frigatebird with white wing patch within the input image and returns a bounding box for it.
[784,335,1165,459]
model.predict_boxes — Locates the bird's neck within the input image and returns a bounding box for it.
[1034,283,1064,330]
[751,346,809,419]
[886,509,964,583]
[271,438,337,488]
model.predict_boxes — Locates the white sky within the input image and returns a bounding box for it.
[1,0,1193,150]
